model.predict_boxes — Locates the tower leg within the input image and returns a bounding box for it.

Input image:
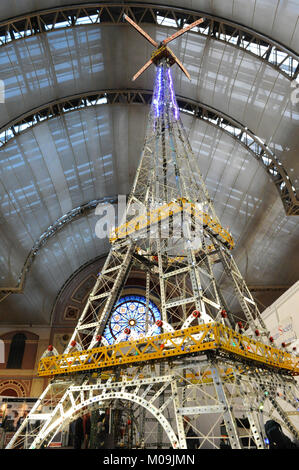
[210,364,242,449]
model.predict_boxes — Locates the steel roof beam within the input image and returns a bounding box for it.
[0,3,297,79]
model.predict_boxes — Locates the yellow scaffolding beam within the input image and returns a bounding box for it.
[38,323,299,378]
[109,198,234,250]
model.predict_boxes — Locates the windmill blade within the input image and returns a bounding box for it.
[162,18,204,45]
[132,58,154,81]
[124,14,158,47]
[167,47,191,81]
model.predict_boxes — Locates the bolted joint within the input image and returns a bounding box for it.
[192,310,201,318]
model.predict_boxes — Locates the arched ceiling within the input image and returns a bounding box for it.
[0,0,298,52]
[0,1,298,325]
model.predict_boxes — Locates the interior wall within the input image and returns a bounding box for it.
[261,281,299,433]
[261,281,299,348]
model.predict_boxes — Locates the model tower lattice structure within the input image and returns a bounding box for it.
[7,16,299,450]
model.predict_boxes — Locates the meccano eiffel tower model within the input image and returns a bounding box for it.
[7,15,299,450]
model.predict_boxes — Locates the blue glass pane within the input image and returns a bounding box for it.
[103,295,161,344]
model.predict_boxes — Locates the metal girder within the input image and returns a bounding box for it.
[0,3,297,79]
[5,54,299,453]
[1,90,297,215]
[7,348,299,450]
[177,405,226,414]
[7,359,299,449]
[236,378,267,449]
[210,365,242,449]
[247,285,291,292]
[252,370,299,441]
[32,390,178,449]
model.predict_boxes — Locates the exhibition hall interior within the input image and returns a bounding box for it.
[0,0,298,451]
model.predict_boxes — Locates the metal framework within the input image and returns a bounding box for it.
[1,90,297,215]
[0,196,118,303]
[7,358,299,450]
[38,322,299,378]
[0,3,297,79]
[6,49,299,450]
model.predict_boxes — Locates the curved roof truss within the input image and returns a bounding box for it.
[0,196,118,302]
[0,3,297,80]
[1,89,297,215]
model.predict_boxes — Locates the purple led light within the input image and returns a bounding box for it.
[152,66,179,120]
[167,68,179,120]
[152,66,163,117]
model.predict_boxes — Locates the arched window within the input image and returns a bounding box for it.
[6,333,26,369]
[103,295,161,344]
[1,388,18,397]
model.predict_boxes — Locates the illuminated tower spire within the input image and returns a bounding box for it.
[127,61,219,218]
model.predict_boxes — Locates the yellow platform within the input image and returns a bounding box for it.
[38,322,299,378]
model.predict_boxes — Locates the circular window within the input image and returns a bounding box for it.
[103,295,161,344]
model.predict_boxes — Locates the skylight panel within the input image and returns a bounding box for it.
[156,15,177,28]
[76,16,92,25]
[55,20,71,29]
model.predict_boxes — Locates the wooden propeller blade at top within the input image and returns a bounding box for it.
[162,18,204,45]
[124,14,158,47]
[132,58,154,81]
[167,47,191,81]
